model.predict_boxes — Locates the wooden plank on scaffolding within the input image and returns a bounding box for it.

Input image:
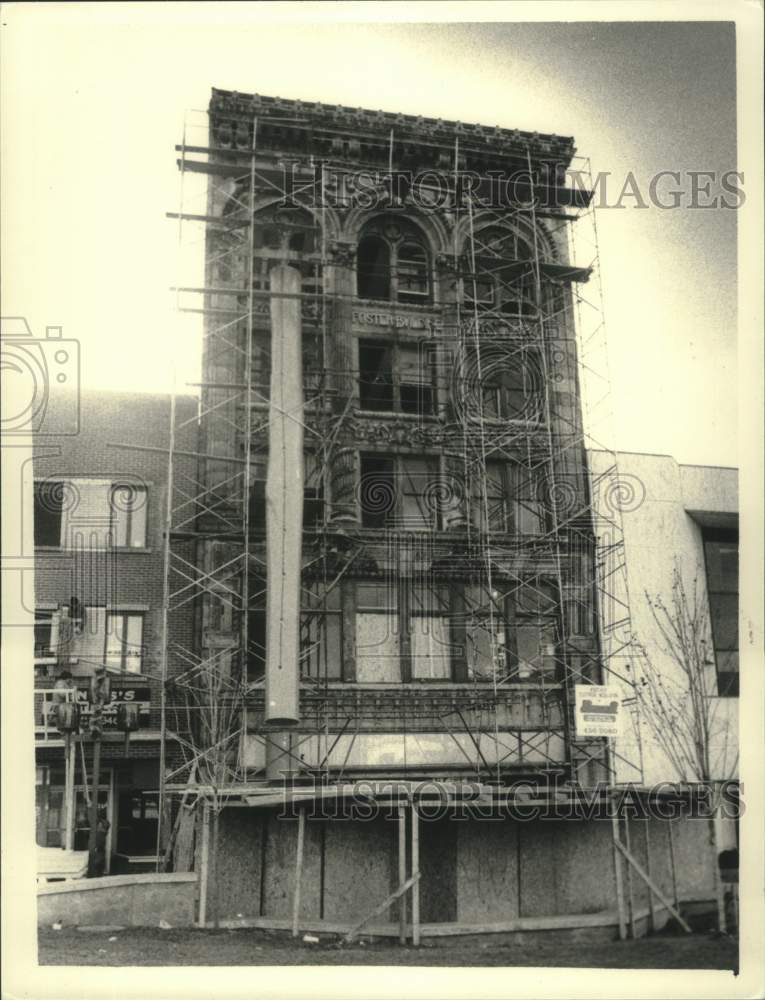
[614,839,691,933]
[398,805,407,944]
[291,809,305,938]
[411,804,421,947]
[343,874,421,944]
[611,813,628,941]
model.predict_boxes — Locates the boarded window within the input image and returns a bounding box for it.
[410,616,451,679]
[356,613,400,682]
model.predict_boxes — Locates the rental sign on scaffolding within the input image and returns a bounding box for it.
[574,685,622,738]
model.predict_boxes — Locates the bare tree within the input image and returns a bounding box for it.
[167,655,245,928]
[632,563,738,933]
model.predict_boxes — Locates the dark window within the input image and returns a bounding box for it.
[398,344,434,415]
[357,237,390,300]
[34,481,64,546]
[249,480,266,534]
[303,452,325,530]
[359,454,439,530]
[300,587,342,680]
[703,529,738,697]
[35,612,54,658]
[510,580,560,682]
[358,340,435,416]
[466,227,537,317]
[359,455,395,528]
[247,607,267,680]
[116,790,159,856]
[358,341,394,411]
[356,219,430,304]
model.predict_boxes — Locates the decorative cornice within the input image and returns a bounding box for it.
[209,89,576,164]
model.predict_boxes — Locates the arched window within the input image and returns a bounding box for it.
[397,243,429,303]
[357,236,390,300]
[356,217,431,304]
[465,226,537,317]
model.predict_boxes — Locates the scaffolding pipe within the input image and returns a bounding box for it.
[398,804,407,944]
[411,803,421,946]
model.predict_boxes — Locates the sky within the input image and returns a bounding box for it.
[1,4,746,466]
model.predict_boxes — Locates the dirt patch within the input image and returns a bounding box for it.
[38,926,738,970]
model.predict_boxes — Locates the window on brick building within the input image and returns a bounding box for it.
[104,613,144,673]
[33,481,66,546]
[703,528,739,697]
[110,484,148,548]
[33,479,148,549]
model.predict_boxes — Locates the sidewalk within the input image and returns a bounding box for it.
[39,926,738,969]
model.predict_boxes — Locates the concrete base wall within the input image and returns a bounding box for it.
[37,873,196,928]
[205,807,716,931]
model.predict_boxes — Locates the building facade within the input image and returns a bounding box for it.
[154,91,735,936]
[33,390,196,872]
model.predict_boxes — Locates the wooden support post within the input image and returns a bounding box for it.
[292,808,306,938]
[398,805,407,944]
[611,812,627,941]
[63,736,76,852]
[615,839,692,933]
[86,737,102,877]
[411,803,420,947]
[198,800,211,927]
[667,819,679,910]
[623,815,636,939]
[644,820,656,932]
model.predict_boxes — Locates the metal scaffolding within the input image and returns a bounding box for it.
[155,100,645,871]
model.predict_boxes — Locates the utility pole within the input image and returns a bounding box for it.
[87,666,109,876]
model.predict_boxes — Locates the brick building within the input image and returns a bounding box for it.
[33,390,197,872]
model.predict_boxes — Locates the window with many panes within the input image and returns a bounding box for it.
[357,217,431,304]
[358,340,436,415]
[470,461,547,536]
[104,613,144,673]
[464,226,537,317]
[249,452,325,533]
[703,528,738,697]
[359,453,440,530]
[476,351,543,424]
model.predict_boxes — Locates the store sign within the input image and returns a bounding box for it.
[352,309,431,331]
[73,686,151,728]
[574,685,621,738]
